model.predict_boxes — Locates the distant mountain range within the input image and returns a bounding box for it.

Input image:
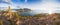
[12,8,35,16]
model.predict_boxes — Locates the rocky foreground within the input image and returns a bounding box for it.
[0,12,60,25]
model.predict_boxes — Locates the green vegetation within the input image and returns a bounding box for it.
[14,12,21,18]
[0,20,3,25]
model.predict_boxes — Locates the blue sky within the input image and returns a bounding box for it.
[11,0,41,4]
[0,0,60,13]
[0,0,42,4]
[57,0,60,2]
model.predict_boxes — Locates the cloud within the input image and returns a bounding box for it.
[0,0,12,5]
[20,0,60,13]
[3,0,11,2]
[0,0,60,13]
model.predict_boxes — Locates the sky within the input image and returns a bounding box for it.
[0,0,60,13]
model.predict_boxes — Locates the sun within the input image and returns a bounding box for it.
[48,12,52,14]
[48,10,53,14]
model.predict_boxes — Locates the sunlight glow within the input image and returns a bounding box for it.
[48,8,53,14]
[25,0,27,3]
[49,11,52,14]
